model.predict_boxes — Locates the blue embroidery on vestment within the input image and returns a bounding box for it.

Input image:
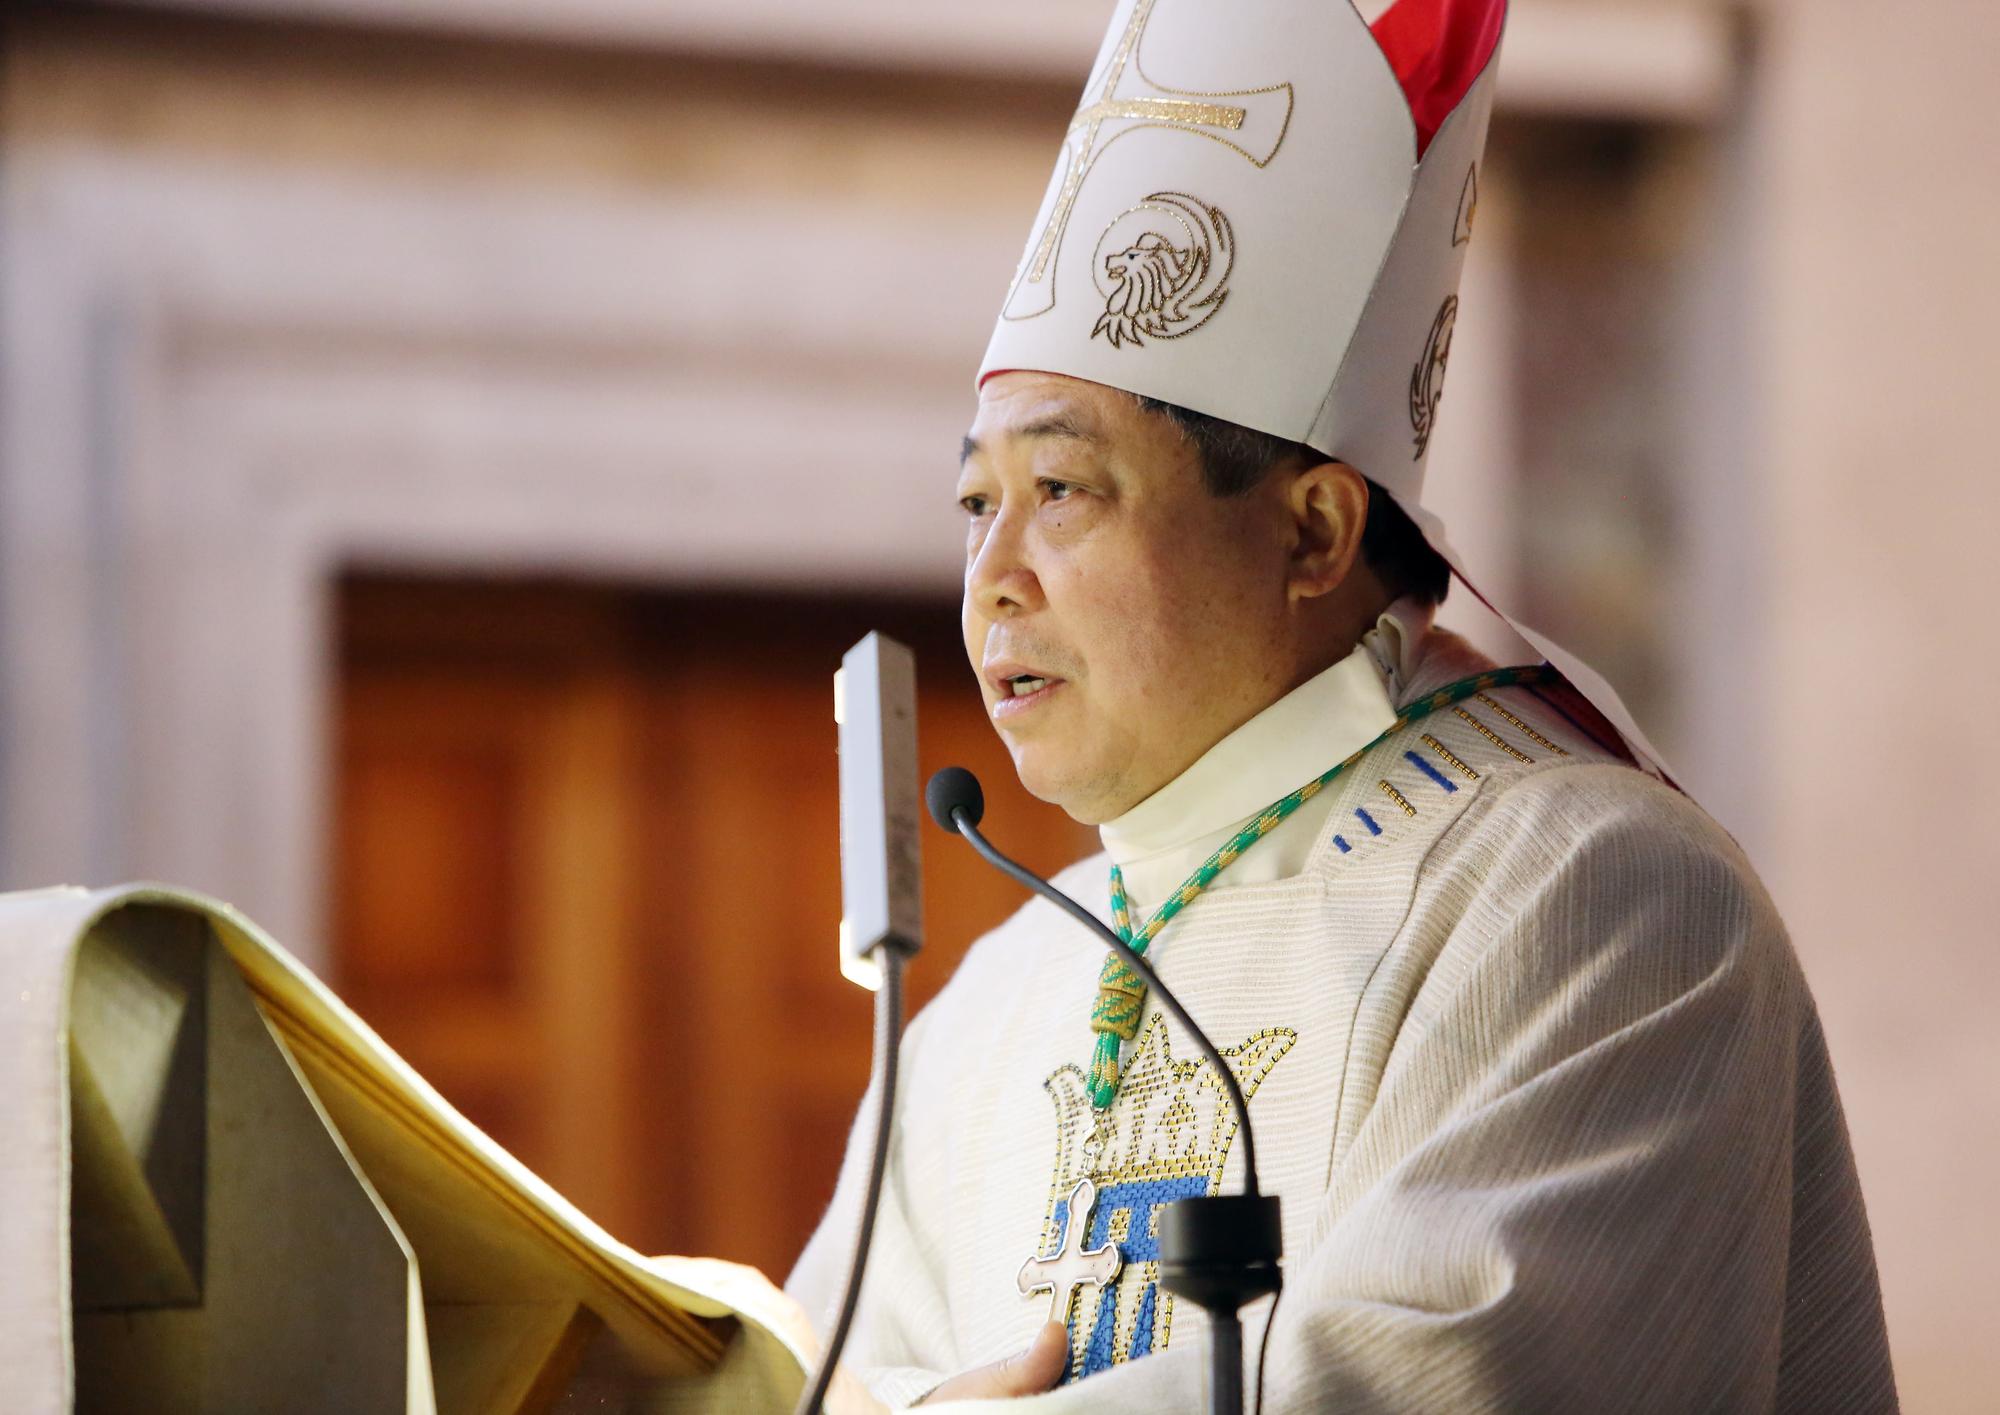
[1130,1282,1158,1359]
[1405,749,1458,793]
[1037,1018,1299,1385]
[1061,1174,1207,1380]
[1083,1283,1118,1372]
[1333,834,1351,854]
[1356,807,1382,836]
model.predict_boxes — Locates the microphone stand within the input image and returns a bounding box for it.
[792,947,908,1415]
[943,800,1282,1415]
[801,633,924,1415]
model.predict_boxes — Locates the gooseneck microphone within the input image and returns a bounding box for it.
[926,766,1283,1415]
[925,768,1265,1192]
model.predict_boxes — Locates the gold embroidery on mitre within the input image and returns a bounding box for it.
[1453,163,1480,247]
[1091,192,1235,348]
[1409,294,1459,459]
[1002,0,1293,321]
[1034,1015,1297,1379]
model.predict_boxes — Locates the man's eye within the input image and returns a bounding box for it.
[1041,479,1076,502]
[959,494,991,517]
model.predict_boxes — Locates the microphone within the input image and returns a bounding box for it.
[924,765,984,834]
[796,635,923,1415]
[927,767,1282,1415]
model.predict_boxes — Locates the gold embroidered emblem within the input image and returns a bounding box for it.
[1409,294,1459,459]
[1028,1013,1296,1380]
[1003,0,1293,321]
[1453,163,1480,247]
[1090,192,1235,348]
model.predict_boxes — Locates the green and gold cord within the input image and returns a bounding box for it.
[1083,664,1556,1110]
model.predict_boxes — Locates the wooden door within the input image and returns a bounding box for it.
[332,577,1097,1277]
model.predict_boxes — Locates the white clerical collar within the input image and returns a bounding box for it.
[1099,599,1434,882]
[1363,595,1436,705]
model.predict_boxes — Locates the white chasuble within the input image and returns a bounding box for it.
[787,626,1895,1412]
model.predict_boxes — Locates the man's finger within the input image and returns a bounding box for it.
[923,1321,1068,1403]
[996,1321,1069,1394]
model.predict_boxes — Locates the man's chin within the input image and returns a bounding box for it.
[1006,749,1067,808]
[1008,749,1118,827]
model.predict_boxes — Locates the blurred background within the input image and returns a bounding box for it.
[1,0,1993,1406]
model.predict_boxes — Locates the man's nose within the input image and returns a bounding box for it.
[966,508,1044,621]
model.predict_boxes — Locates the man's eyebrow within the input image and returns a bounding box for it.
[959,413,1102,466]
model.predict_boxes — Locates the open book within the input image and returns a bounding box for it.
[0,883,878,1413]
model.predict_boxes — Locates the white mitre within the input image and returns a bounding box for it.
[979,0,1669,777]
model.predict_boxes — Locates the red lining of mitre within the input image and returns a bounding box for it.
[1369,0,1506,159]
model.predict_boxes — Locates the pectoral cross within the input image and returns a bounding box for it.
[1017,1177,1125,1326]
[1002,0,1294,320]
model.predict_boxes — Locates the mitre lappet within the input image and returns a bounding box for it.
[979,0,1670,777]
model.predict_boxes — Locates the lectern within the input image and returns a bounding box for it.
[0,883,877,1414]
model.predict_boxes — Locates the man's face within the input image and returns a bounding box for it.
[957,372,1299,824]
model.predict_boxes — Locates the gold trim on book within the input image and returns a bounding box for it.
[247,981,727,1369]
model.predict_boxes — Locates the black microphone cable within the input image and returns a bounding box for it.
[792,950,908,1415]
[926,766,1283,1415]
[1252,1287,1282,1415]
[926,767,1261,1194]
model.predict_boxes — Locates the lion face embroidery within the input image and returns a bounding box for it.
[1091,193,1234,348]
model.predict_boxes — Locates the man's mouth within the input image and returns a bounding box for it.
[993,675,1062,720]
[984,660,1067,719]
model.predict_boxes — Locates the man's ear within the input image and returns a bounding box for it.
[1284,459,1370,605]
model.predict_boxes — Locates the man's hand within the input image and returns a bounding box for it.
[920,1321,1068,1404]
